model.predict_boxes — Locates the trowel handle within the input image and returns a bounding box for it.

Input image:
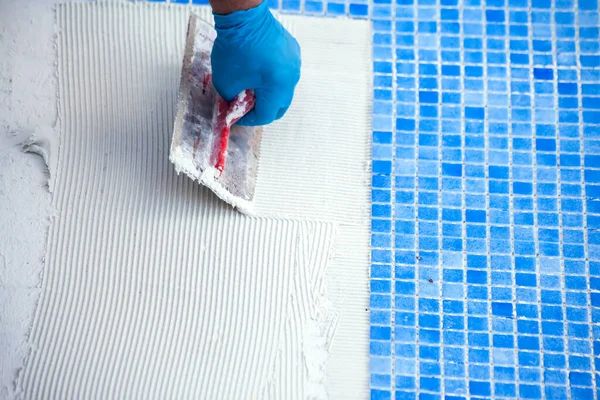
[215,91,256,173]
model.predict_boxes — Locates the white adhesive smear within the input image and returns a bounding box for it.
[0,1,58,397]
[16,3,372,399]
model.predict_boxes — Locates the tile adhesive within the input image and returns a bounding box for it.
[0,1,58,397]
[9,2,372,399]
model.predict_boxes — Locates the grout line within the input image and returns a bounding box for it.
[458,0,471,395]
[550,0,571,398]
[526,3,551,399]
[482,1,496,397]
[575,5,598,397]
[435,1,446,398]
[503,0,519,396]
[413,0,421,397]
[392,0,398,394]
[389,0,397,396]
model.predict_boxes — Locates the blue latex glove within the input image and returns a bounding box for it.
[211,1,301,126]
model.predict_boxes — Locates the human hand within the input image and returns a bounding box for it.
[211,1,301,126]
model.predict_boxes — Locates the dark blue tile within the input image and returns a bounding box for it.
[419,91,439,104]
[371,325,392,340]
[492,302,513,318]
[517,320,539,336]
[373,160,393,175]
[569,355,591,371]
[518,336,540,351]
[466,209,486,223]
[558,82,578,95]
[465,107,485,120]
[371,389,392,400]
[493,334,515,348]
[396,280,416,295]
[542,306,563,322]
[349,3,369,16]
[469,381,491,397]
[419,346,440,361]
[536,138,556,152]
[396,118,415,131]
[513,181,533,195]
[545,353,567,370]
[395,375,416,390]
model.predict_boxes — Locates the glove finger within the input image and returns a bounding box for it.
[236,88,283,126]
[275,106,289,120]
[237,100,292,126]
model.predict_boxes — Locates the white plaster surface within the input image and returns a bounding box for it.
[1,2,372,398]
[0,1,58,397]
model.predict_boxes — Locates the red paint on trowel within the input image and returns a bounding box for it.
[214,90,256,174]
[202,73,212,94]
[194,72,256,175]
[215,96,230,174]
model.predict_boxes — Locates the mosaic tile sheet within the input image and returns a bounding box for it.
[369,1,600,399]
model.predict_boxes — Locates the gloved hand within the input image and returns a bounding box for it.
[211,1,301,126]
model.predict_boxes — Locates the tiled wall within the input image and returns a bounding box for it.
[369,0,600,399]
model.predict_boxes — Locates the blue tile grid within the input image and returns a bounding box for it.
[370,0,600,399]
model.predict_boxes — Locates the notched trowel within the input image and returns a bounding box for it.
[170,14,262,215]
